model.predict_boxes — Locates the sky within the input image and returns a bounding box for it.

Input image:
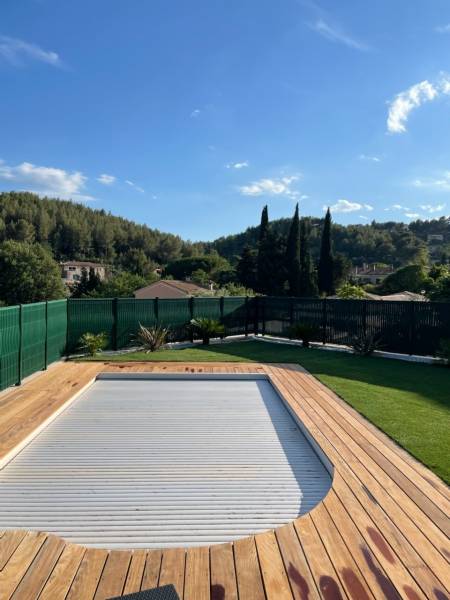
[1,0,450,241]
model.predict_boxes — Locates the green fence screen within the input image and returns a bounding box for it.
[1,296,449,391]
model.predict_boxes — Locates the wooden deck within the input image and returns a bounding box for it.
[0,361,449,600]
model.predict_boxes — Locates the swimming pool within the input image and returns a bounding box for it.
[0,373,332,548]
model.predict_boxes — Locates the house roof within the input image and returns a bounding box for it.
[61,261,105,268]
[134,280,207,295]
[365,291,428,301]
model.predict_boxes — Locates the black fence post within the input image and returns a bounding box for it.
[44,301,49,370]
[409,302,416,356]
[261,297,266,336]
[219,296,225,339]
[112,297,119,351]
[189,297,194,342]
[362,300,367,337]
[253,296,259,335]
[289,297,294,339]
[17,304,23,385]
[154,297,159,323]
[322,298,327,345]
[244,296,249,336]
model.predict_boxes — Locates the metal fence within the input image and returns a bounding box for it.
[1,296,449,390]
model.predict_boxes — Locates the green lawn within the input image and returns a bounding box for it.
[81,341,450,484]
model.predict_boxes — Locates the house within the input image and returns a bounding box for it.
[134,279,208,299]
[352,263,395,285]
[61,261,107,286]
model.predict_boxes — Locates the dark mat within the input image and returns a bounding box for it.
[108,584,180,600]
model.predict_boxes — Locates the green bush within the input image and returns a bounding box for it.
[79,332,108,356]
[135,323,169,352]
[289,323,319,348]
[190,318,225,345]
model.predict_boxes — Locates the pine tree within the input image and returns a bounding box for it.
[237,245,257,290]
[299,220,318,296]
[285,204,301,296]
[318,208,334,295]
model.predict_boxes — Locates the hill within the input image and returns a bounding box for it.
[0,192,205,276]
[208,215,450,267]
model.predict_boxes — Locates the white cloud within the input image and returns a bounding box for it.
[358,154,381,162]
[239,175,301,199]
[327,199,373,213]
[387,76,450,133]
[309,19,368,51]
[359,215,369,221]
[125,179,145,193]
[0,35,61,67]
[226,161,249,170]
[419,203,446,213]
[97,173,116,185]
[0,160,92,200]
[412,172,450,191]
[436,24,450,33]
[385,204,410,211]
[190,109,201,118]
[405,212,420,219]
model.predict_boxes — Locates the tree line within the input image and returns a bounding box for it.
[236,205,338,296]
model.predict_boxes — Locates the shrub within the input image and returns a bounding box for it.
[437,338,450,366]
[351,332,383,357]
[289,323,319,348]
[190,317,225,345]
[136,323,169,352]
[79,332,108,356]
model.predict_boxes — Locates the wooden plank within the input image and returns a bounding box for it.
[10,534,65,600]
[122,550,147,595]
[210,542,238,600]
[141,550,162,590]
[39,543,86,600]
[158,548,186,599]
[66,548,108,600]
[255,530,293,600]
[275,523,320,600]
[293,515,347,600]
[0,531,47,600]
[94,550,132,600]
[0,530,26,570]
[234,536,266,600]
[323,491,400,600]
[310,503,374,600]
[184,546,210,600]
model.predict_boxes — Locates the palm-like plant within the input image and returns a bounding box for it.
[136,323,169,352]
[79,332,108,356]
[351,332,383,356]
[190,317,225,345]
[288,323,319,348]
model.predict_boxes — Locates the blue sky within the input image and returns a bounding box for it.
[1,0,450,241]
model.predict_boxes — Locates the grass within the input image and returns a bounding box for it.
[80,340,450,484]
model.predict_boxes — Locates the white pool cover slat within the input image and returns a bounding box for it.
[0,376,331,548]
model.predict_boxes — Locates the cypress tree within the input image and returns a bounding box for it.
[258,205,269,243]
[299,220,317,296]
[285,203,301,296]
[256,205,270,293]
[318,208,334,295]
